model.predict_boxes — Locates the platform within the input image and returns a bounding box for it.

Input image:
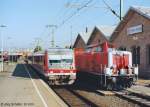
[0,64,68,107]
[127,85,150,98]
[96,90,115,96]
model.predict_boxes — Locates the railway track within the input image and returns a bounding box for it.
[52,85,144,107]
[51,85,98,107]
[113,90,150,107]
[28,65,149,107]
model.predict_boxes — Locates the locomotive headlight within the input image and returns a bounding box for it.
[105,68,112,76]
[50,71,53,73]
[133,67,138,75]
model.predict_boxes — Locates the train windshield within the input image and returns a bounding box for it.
[61,59,73,63]
[49,60,61,63]
[48,48,74,69]
[48,55,73,69]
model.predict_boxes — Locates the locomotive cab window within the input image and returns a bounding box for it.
[118,47,126,51]
[86,48,92,52]
[95,47,102,52]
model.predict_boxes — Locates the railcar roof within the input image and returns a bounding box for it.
[32,50,44,56]
[32,48,73,56]
[48,48,73,55]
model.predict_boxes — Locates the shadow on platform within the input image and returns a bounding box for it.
[12,64,39,79]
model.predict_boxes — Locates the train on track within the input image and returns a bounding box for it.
[28,42,138,90]
[28,48,76,85]
[74,42,138,90]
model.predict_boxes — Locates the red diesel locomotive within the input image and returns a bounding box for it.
[29,48,76,85]
[74,42,138,90]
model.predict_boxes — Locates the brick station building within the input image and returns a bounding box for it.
[73,28,92,48]
[87,26,115,45]
[110,6,150,78]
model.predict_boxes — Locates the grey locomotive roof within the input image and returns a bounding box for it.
[48,48,73,55]
[131,6,150,19]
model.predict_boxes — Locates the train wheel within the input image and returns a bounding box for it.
[127,81,133,88]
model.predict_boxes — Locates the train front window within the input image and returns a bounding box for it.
[61,59,73,63]
[49,60,61,64]
[48,60,61,69]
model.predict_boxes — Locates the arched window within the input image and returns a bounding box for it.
[146,45,150,65]
[131,46,140,65]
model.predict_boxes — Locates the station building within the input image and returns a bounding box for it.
[87,26,115,45]
[73,28,92,48]
[73,26,115,48]
[110,6,150,78]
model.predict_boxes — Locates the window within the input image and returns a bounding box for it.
[118,46,126,51]
[49,60,61,63]
[131,46,140,65]
[86,48,92,52]
[95,47,102,52]
[62,59,73,63]
[146,45,150,65]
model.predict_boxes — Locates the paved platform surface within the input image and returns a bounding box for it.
[0,64,67,107]
[127,85,150,97]
[96,90,115,96]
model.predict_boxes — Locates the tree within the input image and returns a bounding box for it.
[34,45,42,52]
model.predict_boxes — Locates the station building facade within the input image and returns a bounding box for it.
[110,6,150,78]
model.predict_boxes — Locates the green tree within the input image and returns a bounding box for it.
[34,45,42,52]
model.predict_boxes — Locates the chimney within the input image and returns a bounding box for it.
[86,27,88,33]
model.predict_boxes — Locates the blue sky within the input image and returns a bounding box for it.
[0,0,150,50]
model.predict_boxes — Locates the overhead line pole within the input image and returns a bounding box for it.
[102,0,123,21]
[46,25,57,48]
[120,0,123,20]
[120,0,122,20]
[70,25,73,48]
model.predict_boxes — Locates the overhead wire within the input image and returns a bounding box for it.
[57,0,94,28]
[102,0,120,20]
[54,0,78,25]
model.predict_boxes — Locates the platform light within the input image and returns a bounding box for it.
[0,25,7,72]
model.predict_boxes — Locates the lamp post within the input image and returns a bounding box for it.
[0,25,7,72]
[6,37,12,64]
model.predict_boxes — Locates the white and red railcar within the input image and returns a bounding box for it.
[29,48,76,85]
[74,42,138,90]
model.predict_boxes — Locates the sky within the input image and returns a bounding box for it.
[0,0,150,51]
